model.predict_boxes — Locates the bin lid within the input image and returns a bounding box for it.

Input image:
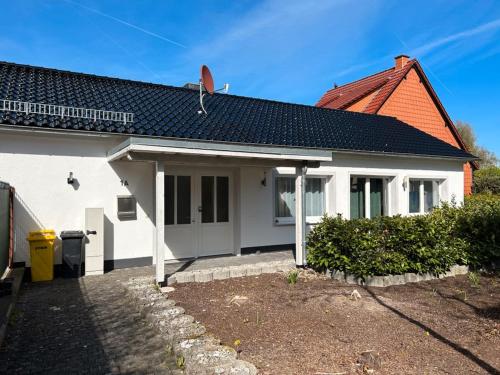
[60,230,85,239]
[27,230,56,241]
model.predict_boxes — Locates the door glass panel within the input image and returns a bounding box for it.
[177,176,191,224]
[370,178,384,218]
[164,175,175,225]
[216,176,229,222]
[409,180,420,213]
[201,176,214,223]
[350,177,365,219]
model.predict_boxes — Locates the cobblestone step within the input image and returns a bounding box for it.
[124,277,258,375]
[167,259,296,285]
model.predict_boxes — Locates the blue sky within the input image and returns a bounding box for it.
[1,0,499,154]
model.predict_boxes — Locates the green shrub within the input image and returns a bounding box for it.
[456,195,500,267]
[306,196,499,278]
[473,166,500,194]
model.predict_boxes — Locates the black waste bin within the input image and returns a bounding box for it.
[60,231,85,278]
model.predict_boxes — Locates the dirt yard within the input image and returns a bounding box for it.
[169,271,500,374]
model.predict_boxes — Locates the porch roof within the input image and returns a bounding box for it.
[107,137,332,166]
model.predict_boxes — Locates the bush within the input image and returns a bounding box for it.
[306,196,499,278]
[474,166,500,194]
[456,194,500,267]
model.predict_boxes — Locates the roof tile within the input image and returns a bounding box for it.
[0,61,473,160]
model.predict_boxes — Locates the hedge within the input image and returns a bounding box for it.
[306,194,499,278]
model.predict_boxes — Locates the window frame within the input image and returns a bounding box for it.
[407,178,442,215]
[348,174,393,220]
[273,173,328,225]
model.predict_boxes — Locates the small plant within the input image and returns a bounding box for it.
[233,339,241,358]
[176,355,185,369]
[8,308,21,327]
[153,283,161,292]
[455,288,468,301]
[256,311,263,325]
[287,270,299,285]
[468,271,480,288]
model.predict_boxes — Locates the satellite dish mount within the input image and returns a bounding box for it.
[198,65,229,114]
[199,65,214,115]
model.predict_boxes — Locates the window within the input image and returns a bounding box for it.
[216,176,229,222]
[350,176,388,219]
[409,180,420,213]
[350,177,365,219]
[201,175,230,223]
[274,176,326,223]
[164,175,192,225]
[409,179,440,214]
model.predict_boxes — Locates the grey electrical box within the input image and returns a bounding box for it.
[117,195,136,220]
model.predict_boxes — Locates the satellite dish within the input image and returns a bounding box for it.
[200,65,214,95]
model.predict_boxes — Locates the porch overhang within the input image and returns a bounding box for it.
[108,137,331,284]
[107,137,333,166]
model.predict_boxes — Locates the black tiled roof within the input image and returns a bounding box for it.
[0,61,474,159]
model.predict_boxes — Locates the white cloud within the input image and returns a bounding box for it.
[411,18,500,57]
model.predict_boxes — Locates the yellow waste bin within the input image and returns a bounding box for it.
[27,230,56,282]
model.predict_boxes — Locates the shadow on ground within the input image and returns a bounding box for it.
[0,270,174,374]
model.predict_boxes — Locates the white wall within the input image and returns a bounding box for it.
[240,153,464,249]
[0,130,465,263]
[0,131,155,266]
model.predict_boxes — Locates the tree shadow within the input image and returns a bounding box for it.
[363,287,500,374]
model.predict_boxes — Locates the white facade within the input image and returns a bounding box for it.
[0,129,464,268]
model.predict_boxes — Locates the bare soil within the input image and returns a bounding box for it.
[170,271,500,375]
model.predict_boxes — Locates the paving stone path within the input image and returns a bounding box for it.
[0,269,177,374]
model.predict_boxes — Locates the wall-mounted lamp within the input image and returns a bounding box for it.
[261,172,267,187]
[402,176,408,191]
[67,172,75,184]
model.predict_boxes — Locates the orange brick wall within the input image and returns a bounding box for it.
[347,90,379,112]
[368,68,471,195]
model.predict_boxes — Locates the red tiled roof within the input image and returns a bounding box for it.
[316,58,477,168]
[316,59,415,113]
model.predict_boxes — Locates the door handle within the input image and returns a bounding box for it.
[86,230,97,235]
[197,206,203,213]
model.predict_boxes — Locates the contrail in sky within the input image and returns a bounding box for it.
[64,0,187,48]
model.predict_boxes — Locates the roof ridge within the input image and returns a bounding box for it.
[0,60,195,94]
[322,65,394,95]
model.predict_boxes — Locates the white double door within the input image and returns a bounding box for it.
[164,166,234,260]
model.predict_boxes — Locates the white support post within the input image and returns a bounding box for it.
[295,165,307,266]
[155,162,165,284]
[365,178,371,219]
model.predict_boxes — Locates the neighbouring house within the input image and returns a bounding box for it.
[0,61,475,282]
[316,55,476,195]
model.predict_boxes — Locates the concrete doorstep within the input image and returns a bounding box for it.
[328,264,470,287]
[167,259,296,285]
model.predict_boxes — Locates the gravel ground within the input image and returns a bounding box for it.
[170,271,500,375]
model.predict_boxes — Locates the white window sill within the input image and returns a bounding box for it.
[274,217,323,226]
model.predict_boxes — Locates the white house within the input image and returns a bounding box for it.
[0,61,474,282]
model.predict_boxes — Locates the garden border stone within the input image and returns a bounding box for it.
[123,276,258,375]
[168,259,295,285]
[326,264,470,287]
